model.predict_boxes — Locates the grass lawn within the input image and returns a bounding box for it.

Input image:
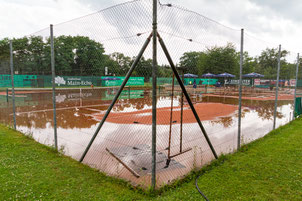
[1,118,302,200]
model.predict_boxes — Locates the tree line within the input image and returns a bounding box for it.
[0,36,299,80]
[179,43,299,80]
[0,36,166,81]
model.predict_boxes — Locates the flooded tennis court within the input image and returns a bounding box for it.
[0,87,294,187]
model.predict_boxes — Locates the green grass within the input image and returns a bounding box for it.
[1,119,302,200]
[157,119,302,200]
[0,125,146,200]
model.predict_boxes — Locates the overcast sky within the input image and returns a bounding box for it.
[1,0,301,57]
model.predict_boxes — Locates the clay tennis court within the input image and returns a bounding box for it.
[0,87,295,187]
[94,103,238,124]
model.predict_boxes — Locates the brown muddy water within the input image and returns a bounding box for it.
[0,87,294,187]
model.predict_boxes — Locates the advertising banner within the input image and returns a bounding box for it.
[290,79,296,87]
[102,89,144,100]
[254,79,260,85]
[225,79,251,86]
[55,76,98,87]
[101,76,144,87]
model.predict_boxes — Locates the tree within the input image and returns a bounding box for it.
[179,51,202,75]
[27,36,49,75]
[103,55,120,76]
[53,36,77,75]
[158,64,172,77]
[242,52,256,75]
[109,52,131,76]
[0,38,10,74]
[133,57,152,81]
[72,36,106,76]
[0,38,9,60]
[256,48,289,79]
[0,36,108,76]
[12,37,31,74]
[197,43,239,75]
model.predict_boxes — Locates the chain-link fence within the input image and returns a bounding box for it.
[0,0,300,189]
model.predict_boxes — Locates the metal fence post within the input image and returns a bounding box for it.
[293,53,299,120]
[151,0,158,190]
[273,45,281,130]
[50,24,58,150]
[9,40,16,130]
[237,29,244,150]
[6,88,9,102]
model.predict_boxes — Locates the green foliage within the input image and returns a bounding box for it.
[0,124,146,200]
[0,38,10,74]
[3,36,299,80]
[242,51,256,74]
[0,36,134,77]
[198,43,239,76]
[109,52,132,76]
[158,65,172,77]
[133,57,153,81]
[52,35,107,76]
[178,45,298,80]
[255,48,288,79]
[179,51,201,75]
[0,38,10,61]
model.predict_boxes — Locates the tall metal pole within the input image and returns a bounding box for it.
[237,29,244,150]
[50,24,58,150]
[79,34,152,163]
[293,53,299,120]
[151,0,158,190]
[6,88,9,102]
[180,68,184,153]
[273,45,281,130]
[10,40,16,129]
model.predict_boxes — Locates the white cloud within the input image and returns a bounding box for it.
[0,0,92,38]
[161,0,301,57]
[0,0,301,61]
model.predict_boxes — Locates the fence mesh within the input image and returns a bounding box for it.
[0,0,300,188]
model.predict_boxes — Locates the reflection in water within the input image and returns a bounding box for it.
[0,88,293,130]
[211,116,234,128]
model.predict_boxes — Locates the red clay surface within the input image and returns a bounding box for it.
[94,103,238,125]
[204,93,294,100]
[0,91,50,95]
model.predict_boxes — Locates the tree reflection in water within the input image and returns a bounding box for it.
[0,88,292,129]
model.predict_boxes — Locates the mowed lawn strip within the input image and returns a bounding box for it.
[157,118,302,200]
[0,125,145,201]
[1,118,302,200]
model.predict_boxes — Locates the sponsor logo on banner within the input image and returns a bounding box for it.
[225,79,251,85]
[290,79,296,87]
[254,79,260,85]
[55,76,66,86]
[66,77,92,86]
[55,76,93,86]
